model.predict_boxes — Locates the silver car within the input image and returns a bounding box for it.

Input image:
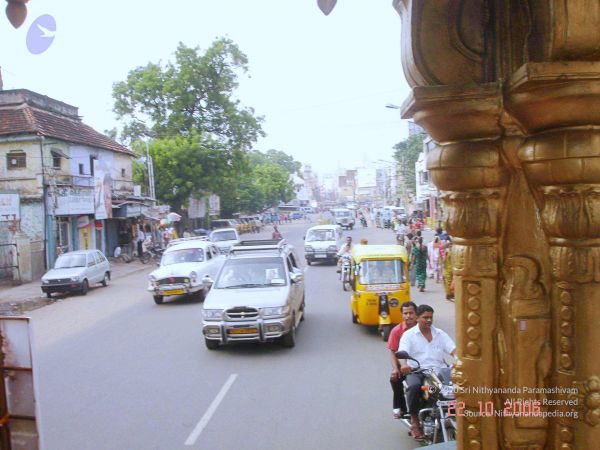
[202,240,306,349]
[41,250,111,298]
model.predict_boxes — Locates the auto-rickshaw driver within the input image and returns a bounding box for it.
[349,244,411,341]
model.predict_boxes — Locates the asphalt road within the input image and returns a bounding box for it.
[29,218,456,450]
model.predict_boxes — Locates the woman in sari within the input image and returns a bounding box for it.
[411,237,429,292]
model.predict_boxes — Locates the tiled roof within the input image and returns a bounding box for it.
[0,105,134,156]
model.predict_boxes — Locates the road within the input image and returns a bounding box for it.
[29,218,455,450]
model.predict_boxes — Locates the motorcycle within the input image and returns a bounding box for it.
[141,244,164,265]
[395,350,457,445]
[339,255,352,291]
[360,216,368,228]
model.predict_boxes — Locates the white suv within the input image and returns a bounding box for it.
[148,237,225,304]
[202,239,306,349]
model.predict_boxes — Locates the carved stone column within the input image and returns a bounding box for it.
[394,1,600,448]
[507,62,600,450]
[403,84,507,449]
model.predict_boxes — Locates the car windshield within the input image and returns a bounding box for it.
[161,248,205,265]
[306,230,335,241]
[54,254,87,268]
[358,260,404,284]
[334,211,351,217]
[212,230,237,241]
[215,257,287,288]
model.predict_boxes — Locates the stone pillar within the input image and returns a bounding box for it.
[507,63,600,450]
[404,84,507,449]
[394,1,600,448]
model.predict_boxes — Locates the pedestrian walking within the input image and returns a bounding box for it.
[411,237,430,292]
[442,239,454,300]
[272,226,283,240]
[427,236,441,282]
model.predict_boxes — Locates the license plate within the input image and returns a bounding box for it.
[315,254,327,258]
[228,327,258,335]
[163,289,185,296]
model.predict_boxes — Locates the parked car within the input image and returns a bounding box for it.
[303,224,343,265]
[211,219,237,230]
[41,249,111,298]
[147,237,225,304]
[202,239,306,349]
[209,227,240,254]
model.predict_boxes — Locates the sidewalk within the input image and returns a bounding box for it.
[0,259,151,315]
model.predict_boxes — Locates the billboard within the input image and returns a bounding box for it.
[0,193,19,222]
[46,186,94,216]
[93,159,113,219]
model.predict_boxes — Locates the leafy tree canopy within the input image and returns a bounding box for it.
[134,133,243,211]
[113,38,264,150]
[392,132,425,194]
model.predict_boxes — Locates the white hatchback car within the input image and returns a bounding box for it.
[148,237,225,304]
[41,249,111,298]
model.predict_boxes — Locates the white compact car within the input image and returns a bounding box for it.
[209,227,240,254]
[147,237,225,304]
[202,239,305,349]
[303,224,343,265]
[41,249,111,297]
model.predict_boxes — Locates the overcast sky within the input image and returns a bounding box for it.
[1,0,412,178]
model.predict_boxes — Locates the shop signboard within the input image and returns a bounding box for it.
[46,187,94,216]
[208,194,220,216]
[0,192,19,221]
[188,197,206,219]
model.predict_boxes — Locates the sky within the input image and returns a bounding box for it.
[1,0,413,179]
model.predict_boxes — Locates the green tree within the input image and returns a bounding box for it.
[219,150,300,215]
[136,133,242,212]
[392,133,425,195]
[113,38,264,150]
[252,149,302,176]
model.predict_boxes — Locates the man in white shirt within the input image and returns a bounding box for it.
[398,304,455,440]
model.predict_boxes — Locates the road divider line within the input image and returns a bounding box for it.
[184,373,238,446]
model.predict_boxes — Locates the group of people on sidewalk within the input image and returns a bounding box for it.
[395,226,454,301]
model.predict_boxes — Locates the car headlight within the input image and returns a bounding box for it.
[70,276,80,282]
[149,274,157,282]
[190,272,198,283]
[304,246,314,252]
[203,309,224,320]
[42,279,49,284]
[261,305,290,318]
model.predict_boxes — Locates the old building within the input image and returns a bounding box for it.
[0,89,142,281]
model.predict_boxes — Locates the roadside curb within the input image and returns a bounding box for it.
[0,263,152,316]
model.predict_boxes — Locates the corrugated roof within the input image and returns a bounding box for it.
[0,104,134,156]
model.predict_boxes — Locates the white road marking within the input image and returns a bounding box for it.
[184,373,238,446]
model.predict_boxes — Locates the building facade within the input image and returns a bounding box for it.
[0,89,144,281]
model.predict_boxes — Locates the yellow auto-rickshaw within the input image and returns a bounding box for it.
[349,244,411,341]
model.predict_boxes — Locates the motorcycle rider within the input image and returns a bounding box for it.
[336,236,353,273]
[398,304,455,441]
[388,301,418,419]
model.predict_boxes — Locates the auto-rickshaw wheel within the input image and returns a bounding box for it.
[351,311,358,324]
[381,325,392,342]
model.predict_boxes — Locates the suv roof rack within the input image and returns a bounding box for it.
[229,239,287,254]
[167,236,210,247]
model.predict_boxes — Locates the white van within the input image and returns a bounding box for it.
[303,224,343,265]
